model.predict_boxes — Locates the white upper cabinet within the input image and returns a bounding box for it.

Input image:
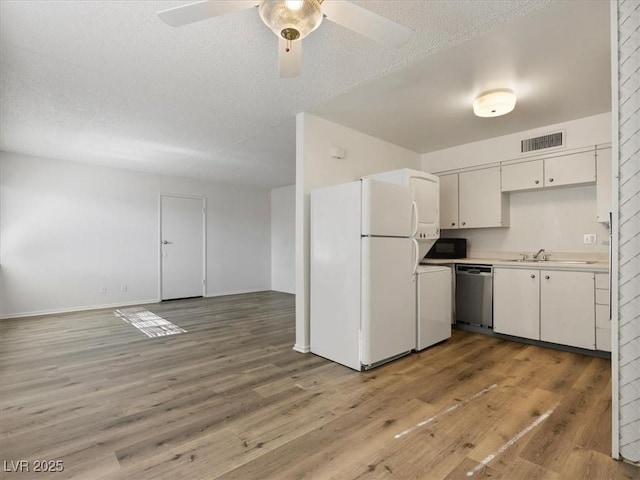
[596,147,612,223]
[543,150,596,187]
[458,167,509,228]
[501,160,544,192]
[439,174,459,229]
[501,149,596,192]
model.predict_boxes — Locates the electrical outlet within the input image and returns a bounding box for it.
[121,284,127,293]
[99,286,107,294]
[584,233,597,245]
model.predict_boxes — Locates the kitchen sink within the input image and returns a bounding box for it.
[503,259,596,264]
[542,260,597,264]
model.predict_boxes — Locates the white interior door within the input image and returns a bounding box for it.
[161,195,205,300]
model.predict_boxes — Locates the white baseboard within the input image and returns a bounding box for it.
[0,298,160,320]
[293,344,310,353]
[272,287,295,294]
[1,289,286,320]
[205,288,270,298]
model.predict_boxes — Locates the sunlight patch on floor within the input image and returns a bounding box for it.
[115,307,186,338]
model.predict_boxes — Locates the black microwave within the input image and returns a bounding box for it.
[425,238,467,259]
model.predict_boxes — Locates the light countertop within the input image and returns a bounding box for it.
[421,252,609,273]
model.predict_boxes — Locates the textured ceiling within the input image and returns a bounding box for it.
[309,0,611,154]
[0,0,607,190]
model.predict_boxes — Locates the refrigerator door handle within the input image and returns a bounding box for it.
[411,201,419,237]
[412,238,420,274]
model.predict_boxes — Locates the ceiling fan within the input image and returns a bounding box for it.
[157,0,413,78]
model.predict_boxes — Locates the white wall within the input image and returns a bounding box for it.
[422,113,611,256]
[423,112,611,173]
[156,174,271,297]
[271,185,295,294]
[0,152,271,318]
[295,113,421,352]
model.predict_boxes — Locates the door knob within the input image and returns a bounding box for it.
[545,275,550,280]
[531,274,536,279]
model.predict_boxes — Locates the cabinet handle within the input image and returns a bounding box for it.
[530,274,536,279]
[534,180,539,184]
[462,222,466,226]
[451,222,456,226]
[549,178,554,183]
[545,275,550,280]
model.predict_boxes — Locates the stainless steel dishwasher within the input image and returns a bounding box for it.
[455,264,493,328]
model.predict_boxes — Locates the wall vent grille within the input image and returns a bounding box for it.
[521,131,564,153]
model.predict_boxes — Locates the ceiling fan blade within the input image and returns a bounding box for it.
[321,1,413,48]
[279,37,301,78]
[158,1,256,27]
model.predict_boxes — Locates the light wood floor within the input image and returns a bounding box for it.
[0,292,637,480]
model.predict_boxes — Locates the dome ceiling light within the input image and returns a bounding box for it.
[473,89,517,118]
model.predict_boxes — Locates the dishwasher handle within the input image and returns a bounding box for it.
[456,264,493,276]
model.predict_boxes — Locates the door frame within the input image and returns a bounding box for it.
[158,194,207,301]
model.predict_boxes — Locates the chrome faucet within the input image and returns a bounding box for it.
[532,248,546,260]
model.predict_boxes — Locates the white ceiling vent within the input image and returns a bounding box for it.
[520,130,565,154]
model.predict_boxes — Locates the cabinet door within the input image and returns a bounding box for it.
[596,328,612,352]
[596,147,612,223]
[494,268,540,340]
[544,150,596,187]
[439,174,459,229]
[540,270,595,350]
[459,167,509,228]
[501,160,544,192]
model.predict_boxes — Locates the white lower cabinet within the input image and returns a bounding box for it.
[494,268,540,340]
[540,270,595,350]
[493,268,596,350]
[595,272,611,351]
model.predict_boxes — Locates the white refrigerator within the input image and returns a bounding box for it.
[364,169,444,350]
[310,179,415,371]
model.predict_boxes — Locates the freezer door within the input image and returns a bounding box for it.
[361,179,412,237]
[361,237,415,366]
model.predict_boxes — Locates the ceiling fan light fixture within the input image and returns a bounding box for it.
[473,89,517,117]
[259,0,323,41]
[285,0,304,10]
